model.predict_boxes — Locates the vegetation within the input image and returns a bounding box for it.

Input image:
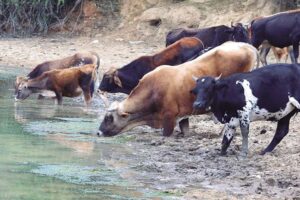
[0,0,71,36]
[0,0,297,36]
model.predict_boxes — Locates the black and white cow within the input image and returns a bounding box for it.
[191,63,300,157]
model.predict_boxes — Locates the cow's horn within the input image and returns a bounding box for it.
[98,90,110,108]
[192,75,198,81]
[107,101,119,111]
[215,74,222,81]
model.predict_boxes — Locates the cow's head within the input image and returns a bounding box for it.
[191,75,220,110]
[15,81,33,100]
[98,101,146,137]
[15,76,28,95]
[98,68,123,93]
[231,23,250,43]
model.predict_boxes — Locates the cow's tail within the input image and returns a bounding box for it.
[90,51,100,70]
[90,51,101,96]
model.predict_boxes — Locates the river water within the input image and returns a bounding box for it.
[0,66,179,200]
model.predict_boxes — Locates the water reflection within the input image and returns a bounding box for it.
[0,66,180,200]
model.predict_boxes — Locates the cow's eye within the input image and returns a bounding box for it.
[105,115,113,123]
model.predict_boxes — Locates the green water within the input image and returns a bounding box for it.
[0,66,178,200]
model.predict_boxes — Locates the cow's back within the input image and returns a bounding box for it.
[251,9,300,47]
[218,64,300,114]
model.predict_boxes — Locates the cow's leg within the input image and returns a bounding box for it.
[240,123,250,157]
[82,88,92,106]
[54,91,63,105]
[261,110,296,155]
[178,118,189,137]
[289,46,296,63]
[292,43,299,64]
[89,81,95,97]
[259,46,270,66]
[221,124,235,155]
[162,113,176,137]
[80,81,92,106]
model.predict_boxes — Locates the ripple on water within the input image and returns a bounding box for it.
[23,120,97,136]
[31,164,130,186]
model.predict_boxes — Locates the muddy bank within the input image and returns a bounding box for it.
[2,35,299,199]
[113,114,299,199]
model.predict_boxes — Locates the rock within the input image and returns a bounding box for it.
[255,183,263,194]
[265,178,276,186]
[90,40,99,44]
[150,139,164,146]
[129,40,144,45]
[115,38,124,41]
[260,129,267,134]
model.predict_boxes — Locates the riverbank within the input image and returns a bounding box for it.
[1,35,299,199]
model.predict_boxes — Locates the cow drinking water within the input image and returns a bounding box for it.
[192,63,300,157]
[15,64,98,105]
[15,51,100,98]
[98,42,259,137]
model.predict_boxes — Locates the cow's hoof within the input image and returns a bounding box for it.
[259,150,266,155]
[237,151,248,159]
[175,132,184,138]
[220,151,227,156]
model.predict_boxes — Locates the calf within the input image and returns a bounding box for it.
[15,51,100,97]
[258,41,290,66]
[98,37,204,94]
[15,64,97,105]
[272,46,289,63]
[192,63,300,157]
[98,42,259,137]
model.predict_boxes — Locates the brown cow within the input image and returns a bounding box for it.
[15,51,100,97]
[15,64,97,105]
[99,42,259,137]
[98,37,205,95]
[272,46,289,63]
[258,41,290,65]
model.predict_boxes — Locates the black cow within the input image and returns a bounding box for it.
[250,9,300,63]
[165,23,249,47]
[191,63,300,157]
[98,37,204,94]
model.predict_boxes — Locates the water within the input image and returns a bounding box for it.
[0,66,179,200]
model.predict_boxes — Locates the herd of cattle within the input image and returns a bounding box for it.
[14,9,300,157]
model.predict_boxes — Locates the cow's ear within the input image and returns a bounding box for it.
[113,74,123,88]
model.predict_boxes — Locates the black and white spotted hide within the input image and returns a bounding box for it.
[192,63,300,157]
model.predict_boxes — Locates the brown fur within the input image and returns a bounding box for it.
[152,37,204,67]
[15,51,100,95]
[272,47,289,63]
[99,37,204,94]
[100,42,259,136]
[16,64,97,105]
